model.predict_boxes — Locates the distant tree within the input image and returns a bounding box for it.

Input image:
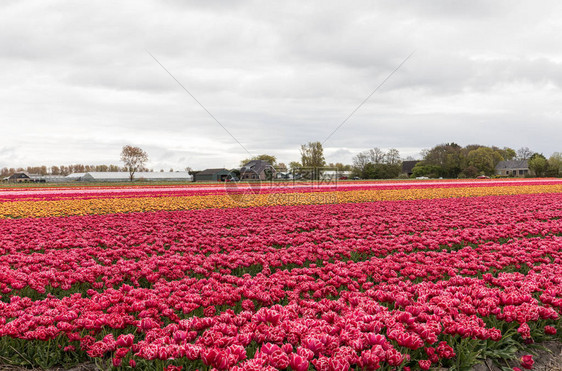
[352,148,401,179]
[423,143,462,178]
[373,163,401,179]
[494,147,516,161]
[240,154,277,167]
[361,163,377,179]
[467,147,503,175]
[72,164,86,173]
[464,144,483,153]
[459,165,479,178]
[517,147,533,160]
[352,152,370,175]
[275,163,288,172]
[528,153,548,177]
[26,166,41,175]
[367,147,386,164]
[300,142,326,168]
[289,161,302,171]
[121,145,148,181]
[547,152,562,177]
[328,162,352,171]
[411,164,442,178]
[386,148,401,165]
[59,166,69,176]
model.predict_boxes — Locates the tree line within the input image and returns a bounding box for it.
[1,146,152,180]
[246,142,562,180]
[4,142,561,181]
[412,143,562,178]
[351,147,402,179]
[0,164,127,178]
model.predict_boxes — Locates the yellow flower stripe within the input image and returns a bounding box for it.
[1,184,561,219]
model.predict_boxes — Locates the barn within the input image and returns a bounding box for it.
[193,168,231,182]
[5,172,44,182]
[240,160,276,180]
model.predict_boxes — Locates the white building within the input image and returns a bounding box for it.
[65,173,87,181]
[321,170,352,180]
[67,171,193,182]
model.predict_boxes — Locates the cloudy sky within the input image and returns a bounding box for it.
[1,1,561,171]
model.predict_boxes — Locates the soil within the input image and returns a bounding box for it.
[472,341,562,371]
[0,364,96,371]
[1,343,562,370]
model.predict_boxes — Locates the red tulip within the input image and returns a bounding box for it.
[520,355,534,369]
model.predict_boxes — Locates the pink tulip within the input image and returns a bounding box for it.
[289,354,310,371]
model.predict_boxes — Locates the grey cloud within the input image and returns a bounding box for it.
[1,0,562,171]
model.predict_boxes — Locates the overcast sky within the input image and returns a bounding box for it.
[1,1,561,171]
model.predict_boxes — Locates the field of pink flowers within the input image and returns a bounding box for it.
[1,182,562,370]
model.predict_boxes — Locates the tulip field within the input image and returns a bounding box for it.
[2,179,562,370]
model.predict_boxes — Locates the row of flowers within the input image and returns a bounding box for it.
[2,179,559,202]
[1,180,562,219]
[1,192,562,369]
[1,193,561,293]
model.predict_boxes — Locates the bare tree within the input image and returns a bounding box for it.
[353,152,370,171]
[240,154,277,167]
[368,147,386,164]
[121,145,148,181]
[386,148,401,165]
[516,147,533,160]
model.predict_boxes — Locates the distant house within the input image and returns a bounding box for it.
[240,160,275,180]
[193,168,231,182]
[495,160,529,177]
[2,173,69,183]
[7,172,32,182]
[6,172,45,182]
[402,160,420,177]
[67,172,193,182]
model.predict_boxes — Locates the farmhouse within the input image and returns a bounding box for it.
[240,160,275,180]
[2,173,70,183]
[401,160,420,177]
[193,168,231,182]
[4,172,44,182]
[495,160,529,177]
